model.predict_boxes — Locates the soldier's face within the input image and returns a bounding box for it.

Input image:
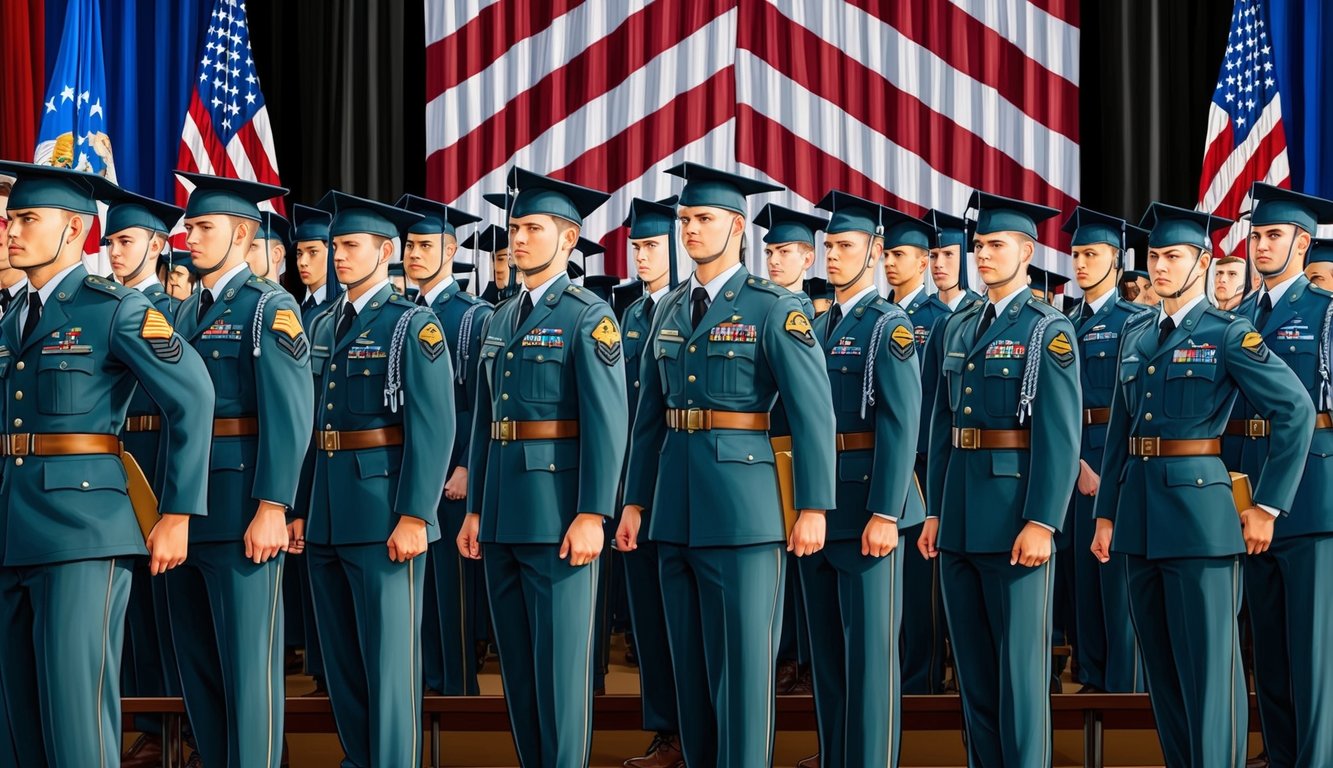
[1249,223,1307,275]
[824,231,879,286]
[972,231,1031,288]
[166,265,194,299]
[294,240,328,288]
[1071,243,1118,290]
[631,235,670,286]
[106,227,159,279]
[5,207,78,270]
[509,214,572,274]
[184,214,249,271]
[1213,263,1245,301]
[929,245,961,290]
[883,245,927,288]
[764,241,811,289]
[245,238,283,278]
[403,233,453,284]
[1306,262,1333,290]
[331,233,388,283]
[493,249,511,283]
[678,206,742,262]
[1147,246,1206,298]
[1134,276,1159,305]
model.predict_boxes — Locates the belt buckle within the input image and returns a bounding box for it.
[6,433,29,457]
[956,427,979,450]
[318,431,340,451]
[1136,436,1160,457]
[1246,418,1269,438]
[684,408,705,432]
[494,421,514,442]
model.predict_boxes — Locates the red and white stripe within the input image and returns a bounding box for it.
[425,0,1079,283]
[175,95,285,215]
[1197,98,1290,258]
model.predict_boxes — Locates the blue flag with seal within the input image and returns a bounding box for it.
[34,0,116,184]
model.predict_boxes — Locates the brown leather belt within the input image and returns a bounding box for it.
[951,427,1030,450]
[315,425,404,452]
[835,432,875,452]
[214,417,259,437]
[1128,436,1221,457]
[2,433,121,458]
[665,408,770,432]
[490,419,579,441]
[1083,407,1111,426]
[1225,418,1271,438]
[1320,412,1333,430]
[124,415,161,433]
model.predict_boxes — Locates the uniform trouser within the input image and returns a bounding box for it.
[1245,534,1333,768]
[282,550,323,679]
[658,542,785,768]
[1071,490,1144,692]
[593,545,612,692]
[486,543,600,768]
[423,532,480,695]
[0,559,132,768]
[124,558,167,735]
[1124,554,1247,768]
[900,519,947,694]
[799,538,904,768]
[308,543,426,768]
[164,543,285,768]
[940,550,1055,768]
[777,552,811,665]
[622,538,679,733]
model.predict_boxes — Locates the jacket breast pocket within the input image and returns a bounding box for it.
[345,356,388,414]
[706,342,758,398]
[37,354,97,415]
[310,346,330,378]
[1118,363,1140,404]
[827,353,866,408]
[983,358,1021,418]
[941,355,965,412]
[1082,340,1119,396]
[519,345,566,404]
[1163,363,1218,418]
[654,338,684,396]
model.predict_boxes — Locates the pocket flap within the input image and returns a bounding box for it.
[1164,459,1230,488]
[209,439,250,472]
[522,440,578,472]
[990,451,1023,478]
[1165,363,1217,381]
[43,458,127,492]
[715,433,774,465]
[355,448,394,479]
[38,354,95,374]
[838,452,873,482]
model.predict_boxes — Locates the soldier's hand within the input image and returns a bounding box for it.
[917,518,940,559]
[1010,522,1053,567]
[861,516,899,558]
[1091,518,1114,564]
[560,513,605,567]
[245,501,290,565]
[387,516,429,563]
[1240,506,1275,555]
[444,467,469,501]
[147,513,190,576]
[285,518,306,555]
[457,513,482,560]
[616,506,643,552]
[1077,459,1101,496]
[787,510,826,557]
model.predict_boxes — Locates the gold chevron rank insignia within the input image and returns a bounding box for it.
[592,316,622,365]
[271,309,304,339]
[140,309,174,340]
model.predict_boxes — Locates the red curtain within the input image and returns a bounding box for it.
[0,0,44,162]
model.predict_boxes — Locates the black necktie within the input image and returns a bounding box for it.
[0,288,11,315]
[826,304,843,341]
[335,303,356,342]
[1079,301,1094,323]
[301,295,315,312]
[643,294,656,321]
[1158,317,1176,347]
[1255,293,1273,331]
[975,303,997,342]
[21,293,42,344]
[690,287,709,327]
[515,292,534,332]
[197,290,215,323]
[415,293,428,307]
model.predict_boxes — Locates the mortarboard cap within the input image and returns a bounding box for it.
[0,162,119,216]
[460,224,509,253]
[103,188,183,237]
[292,204,331,243]
[1307,238,1333,266]
[1061,206,1129,250]
[1249,183,1333,234]
[881,208,933,250]
[1138,202,1233,251]
[387,262,405,278]
[506,168,610,227]
[665,162,782,215]
[968,191,1059,240]
[582,275,620,301]
[816,190,890,237]
[319,191,423,239]
[1027,264,1070,298]
[924,209,968,250]
[176,171,286,222]
[754,203,827,247]
[623,195,678,239]
[255,210,291,245]
[394,194,481,237]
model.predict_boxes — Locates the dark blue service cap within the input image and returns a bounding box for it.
[923,209,967,250]
[623,195,679,239]
[103,188,183,237]
[506,167,610,227]
[460,224,508,252]
[665,162,781,216]
[968,190,1059,240]
[1307,238,1333,266]
[318,190,423,239]
[176,171,287,222]
[816,190,890,237]
[394,194,482,237]
[881,208,933,250]
[292,204,331,243]
[1138,202,1232,251]
[1061,206,1128,250]
[1248,183,1333,234]
[755,203,827,247]
[255,210,290,245]
[0,161,119,216]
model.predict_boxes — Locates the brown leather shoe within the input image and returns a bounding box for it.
[623,732,684,768]
[121,733,163,768]
[796,754,821,768]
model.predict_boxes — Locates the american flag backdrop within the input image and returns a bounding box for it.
[175,0,285,214]
[425,0,1080,284]
[1197,0,1291,257]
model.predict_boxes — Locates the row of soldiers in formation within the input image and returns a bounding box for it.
[0,158,1327,768]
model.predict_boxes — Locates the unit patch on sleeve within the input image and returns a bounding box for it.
[1240,330,1269,362]
[1046,331,1074,368]
[785,311,815,347]
[889,324,915,361]
[140,308,182,363]
[418,322,446,362]
[592,316,622,366]
[270,308,309,359]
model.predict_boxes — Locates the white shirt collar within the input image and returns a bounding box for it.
[304,283,327,306]
[1261,272,1302,307]
[1085,288,1115,316]
[895,284,924,308]
[204,261,250,301]
[35,262,83,306]
[837,284,880,313]
[648,284,671,303]
[2,276,29,297]
[522,272,566,305]
[347,279,391,315]
[131,275,162,293]
[988,287,1026,316]
[946,292,966,311]
[689,262,744,302]
[1162,293,1206,327]
[422,275,456,306]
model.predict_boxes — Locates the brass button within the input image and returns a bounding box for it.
[1144,413,1153,421]
[1185,370,1193,377]
[1196,478,1204,486]
[212,350,220,359]
[964,387,973,394]
[727,350,735,358]
[327,403,334,410]
[633,381,640,388]
[11,419,20,428]
[13,391,21,401]
[14,361,23,371]
[504,371,511,377]
[687,375,696,383]
[963,406,972,414]
[81,481,89,489]
[14,458,22,466]
[1098,351,1106,358]
[1002,367,1009,375]
[1147,365,1156,375]
[328,382,336,389]
[501,393,509,400]
[506,352,514,359]
[747,454,754,461]
[689,345,697,353]
[330,363,337,372]
[327,451,334,458]
[536,354,544,361]
[363,369,371,376]
[1145,392,1152,398]
[840,367,848,373]
[967,363,975,371]
[549,464,556,471]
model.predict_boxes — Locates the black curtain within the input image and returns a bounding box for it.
[246,0,1231,226]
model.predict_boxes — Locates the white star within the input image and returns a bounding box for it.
[1225,92,1236,103]
[1262,45,1271,55]
[215,60,226,72]
[1237,116,1247,127]
[230,67,240,78]
[213,78,223,89]
[1226,75,1235,86]
[44,98,56,112]
[245,91,256,104]
[60,84,75,102]
[1246,99,1255,110]
[199,72,208,83]
[77,90,89,106]
[211,96,222,109]
[222,118,232,130]
[89,99,102,119]
[1264,61,1274,71]
[1265,77,1274,88]
[246,73,256,85]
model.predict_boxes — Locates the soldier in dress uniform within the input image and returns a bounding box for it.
[920,191,1081,767]
[470,224,517,306]
[795,191,922,768]
[302,192,454,767]
[1305,239,1333,290]
[616,195,685,768]
[457,168,627,767]
[1091,203,1313,768]
[619,162,837,768]
[247,210,290,284]
[1230,184,1333,767]
[395,193,492,698]
[293,204,337,320]
[1058,207,1150,696]
[169,172,314,768]
[0,162,213,766]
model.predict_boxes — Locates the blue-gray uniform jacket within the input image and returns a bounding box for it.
[176,269,314,541]
[813,291,922,533]
[305,285,456,545]
[1072,296,1154,469]
[0,268,214,565]
[916,291,983,457]
[1094,301,1314,558]
[769,291,816,439]
[425,280,493,487]
[1232,278,1333,538]
[896,289,949,456]
[122,282,181,490]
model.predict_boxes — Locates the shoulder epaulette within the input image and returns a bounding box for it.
[562,283,606,307]
[243,275,280,294]
[742,275,787,298]
[83,274,129,299]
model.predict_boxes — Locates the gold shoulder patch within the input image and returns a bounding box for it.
[890,324,914,349]
[418,322,444,346]
[1047,331,1072,356]
[785,311,812,334]
[140,308,174,340]
[592,316,621,347]
[270,308,304,339]
[1242,331,1264,351]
